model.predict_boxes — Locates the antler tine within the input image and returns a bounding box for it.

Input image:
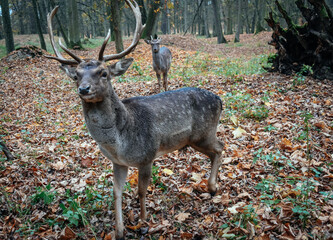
[150,35,154,40]
[103,0,146,62]
[98,29,111,61]
[59,39,82,63]
[45,6,81,65]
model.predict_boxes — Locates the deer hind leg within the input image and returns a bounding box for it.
[162,72,168,91]
[156,73,162,92]
[138,163,152,221]
[190,138,224,194]
[113,163,129,240]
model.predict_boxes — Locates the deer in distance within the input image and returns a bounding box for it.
[46,1,223,239]
[145,36,172,91]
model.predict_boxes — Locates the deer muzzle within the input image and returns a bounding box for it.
[79,85,91,95]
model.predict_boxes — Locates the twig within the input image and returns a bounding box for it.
[0,140,14,161]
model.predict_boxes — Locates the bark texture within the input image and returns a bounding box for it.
[266,0,333,80]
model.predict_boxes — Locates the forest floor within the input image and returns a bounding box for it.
[0,32,332,240]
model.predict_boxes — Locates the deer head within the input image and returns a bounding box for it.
[145,36,162,53]
[46,1,145,103]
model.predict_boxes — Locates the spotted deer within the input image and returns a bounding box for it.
[46,1,223,239]
[145,36,172,91]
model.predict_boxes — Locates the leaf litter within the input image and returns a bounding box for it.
[0,33,332,239]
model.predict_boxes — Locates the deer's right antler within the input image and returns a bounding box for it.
[100,0,146,62]
[45,6,82,65]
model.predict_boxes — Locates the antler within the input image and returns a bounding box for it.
[45,6,82,65]
[100,0,146,62]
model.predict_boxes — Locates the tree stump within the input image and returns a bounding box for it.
[265,0,333,80]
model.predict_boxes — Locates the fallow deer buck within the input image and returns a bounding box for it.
[145,36,172,91]
[46,1,223,239]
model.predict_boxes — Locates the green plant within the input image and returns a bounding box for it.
[31,183,56,205]
[151,165,167,191]
[132,61,144,75]
[232,204,259,230]
[60,190,88,227]
[255,178,281,206]
[124,182,132,192]
[286,178,318,227]
[292,65,313,87]
[223,90,269,121]
[264,125,276,132]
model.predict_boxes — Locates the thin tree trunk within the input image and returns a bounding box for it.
[1,0,15,53]
[50,0,70,46]
[137,0,147,24]
[32,0,46,50]
[142,0,163,39]
[68,0,81,48]
[184,0,204,35]
[211,0,227,43]
[110,0,124,53]
[203,0,211,38]
[234,0,241,42]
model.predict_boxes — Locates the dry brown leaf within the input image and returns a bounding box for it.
[175,212,191,222]
[58,226,76,240]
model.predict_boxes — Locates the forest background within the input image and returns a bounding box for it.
[0,0,332,239]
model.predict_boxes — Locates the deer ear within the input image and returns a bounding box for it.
[60,65,77,80]
[144,39,151,44]
[108,58,133,77]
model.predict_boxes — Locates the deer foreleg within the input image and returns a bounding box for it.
[138,164,152,221]
[156,73,162,92]
[162,73,168,91]
[113,163,129,240]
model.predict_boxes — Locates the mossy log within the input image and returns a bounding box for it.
[265,0,333,80]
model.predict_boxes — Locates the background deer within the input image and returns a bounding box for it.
[46,1,223,239]
[145,36,172,91]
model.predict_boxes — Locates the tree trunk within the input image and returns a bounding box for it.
[244,0,250,34]
[255,0,265,34]
[142,0,163,39]
[234,0,241,42]
[68,0,81,49]
[137,0,147,24]
[1,0,15,53]
[226,0,233,35]
[203,0,211,38]
[110,0,124,53]
[161,2,169,34]
[32,0,46,50]
[183,0,188,32]
[211,0,227,43]
[266,0,333,80]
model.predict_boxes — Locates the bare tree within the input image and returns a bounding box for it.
[211,0,227,43]
[1,0,15,53]
[110,0,124,53]
[32,0,46,50]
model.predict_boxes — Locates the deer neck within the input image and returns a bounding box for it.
[152,51,162,69]
[81,82,128,139]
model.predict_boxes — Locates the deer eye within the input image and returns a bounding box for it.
[73,75,78,81]
[101,71,107,78]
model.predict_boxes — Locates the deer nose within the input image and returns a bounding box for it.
[79,85,91,95]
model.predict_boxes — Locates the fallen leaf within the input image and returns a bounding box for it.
[51,161,66,170]
[227,202,246,214]
[163,168,173,175]
[232,127,247,139]
[59,226,76,240]
[230,115,239,126]
[280,138,293,151]
[175,212,191,222]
